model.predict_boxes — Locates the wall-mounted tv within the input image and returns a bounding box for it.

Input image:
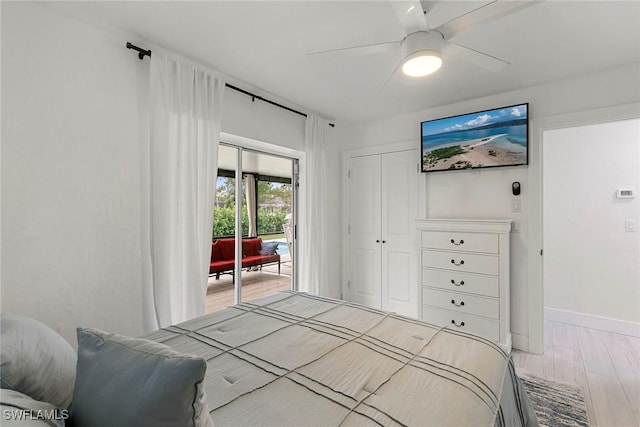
[421,103,529,173]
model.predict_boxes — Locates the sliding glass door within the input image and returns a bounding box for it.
[206,144,296,312]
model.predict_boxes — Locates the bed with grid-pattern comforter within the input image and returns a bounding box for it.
[144,291,538,426]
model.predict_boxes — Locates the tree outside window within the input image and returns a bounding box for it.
[213,176,291,240]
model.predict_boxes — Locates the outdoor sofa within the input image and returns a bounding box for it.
[209,237,280,279]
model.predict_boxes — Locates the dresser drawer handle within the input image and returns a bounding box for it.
[450,299,465,307]
[450,259,465,266]
[451,320,465,327]
[450,279,465,286]
[450,239,464,246]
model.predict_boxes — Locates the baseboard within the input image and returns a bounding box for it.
[511,333,529,352]
[545,307,640,338]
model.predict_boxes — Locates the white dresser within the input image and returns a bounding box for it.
[416,219,512,352]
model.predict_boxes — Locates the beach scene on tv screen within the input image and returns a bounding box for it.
[421,104,528,171]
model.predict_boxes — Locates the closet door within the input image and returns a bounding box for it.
[348,155,382,308]
[380,150,418,317]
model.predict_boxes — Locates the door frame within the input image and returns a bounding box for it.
[527,102,640,353]
[342,140,425,300]
[220,132,305,295]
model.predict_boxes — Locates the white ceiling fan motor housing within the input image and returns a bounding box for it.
[402,31,443,59]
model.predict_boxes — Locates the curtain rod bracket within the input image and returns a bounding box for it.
[126,42,151,60]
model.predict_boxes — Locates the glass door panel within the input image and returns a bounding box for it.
[206,144,296,313]
[240,150,294,303]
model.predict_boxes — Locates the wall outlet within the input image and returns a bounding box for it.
[625,220,637,232]
[617,189,635,199]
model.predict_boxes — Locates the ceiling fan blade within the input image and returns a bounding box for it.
[435,0,542,40]
[378,56,403,93]
[443,41,509,71]
[389,0,429,35]
[307,41,399,59]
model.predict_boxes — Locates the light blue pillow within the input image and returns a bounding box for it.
[0,313,76,409]
[259,241,279,255]
[71,327,213,427]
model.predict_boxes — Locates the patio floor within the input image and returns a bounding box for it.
[205,261,292,314]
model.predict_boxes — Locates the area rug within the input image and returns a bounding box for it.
[518,370,589,427]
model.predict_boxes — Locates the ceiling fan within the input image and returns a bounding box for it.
[308,0,540,89]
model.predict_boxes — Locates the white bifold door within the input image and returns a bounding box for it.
[347,149,418,318]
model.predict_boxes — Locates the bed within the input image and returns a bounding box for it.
[143,291,538,426]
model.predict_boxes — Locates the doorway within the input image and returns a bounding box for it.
[205,143,298,313]
[542,118,640,331]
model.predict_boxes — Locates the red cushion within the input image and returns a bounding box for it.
[216,238,235,260]
[260,254,280,264]
[211,242,222,262]
[242,238,262,257]
[209,260,234,274]
[242,254,280,267]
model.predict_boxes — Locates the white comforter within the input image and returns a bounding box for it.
[145,291,538,426]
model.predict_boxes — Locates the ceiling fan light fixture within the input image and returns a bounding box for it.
[400,31,444,78]
[402,50,442,77]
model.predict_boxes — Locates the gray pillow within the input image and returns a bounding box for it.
[259,241,279,255]
[71,327,213,427]
[0,313,76,408]
[0,389,66,427]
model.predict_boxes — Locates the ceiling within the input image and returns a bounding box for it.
[45,1,640,124]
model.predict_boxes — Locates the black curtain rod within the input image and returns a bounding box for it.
[225,83,307,119]
[126,41,335,127]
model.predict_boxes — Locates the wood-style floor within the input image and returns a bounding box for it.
[205,262,292,314]
[512,320,640,427]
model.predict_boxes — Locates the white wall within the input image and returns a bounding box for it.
[1,2,146,345]
[331,63,640,349]
[543,119,640,324]
[1,2,307,346]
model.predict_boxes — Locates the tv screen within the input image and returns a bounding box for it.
[421,103,529,172]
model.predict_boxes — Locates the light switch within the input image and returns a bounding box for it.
[511,199,521,212]
[625,220,637,232]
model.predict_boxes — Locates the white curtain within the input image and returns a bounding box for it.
[144,52,224,329]
[301,115,330,295]
[244,174,257,237]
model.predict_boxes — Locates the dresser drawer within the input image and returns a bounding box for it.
[421,250,499,276]
[422,287,499,319]
[421,307,500,342]
[421,268,499,298]
[421,231,499,254]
